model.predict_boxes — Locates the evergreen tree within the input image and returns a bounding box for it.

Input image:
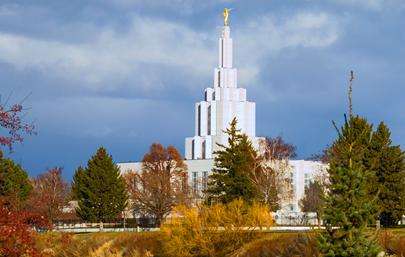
[369,122,405,227]
[0,153,32,209]
[329,115,379,217]
[72,166,86,201]
[329,116,373,170]
[72,147,128,222]
[205,118,258,204]
[319,116,381,256]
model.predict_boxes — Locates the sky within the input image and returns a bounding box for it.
[1,0,404,180]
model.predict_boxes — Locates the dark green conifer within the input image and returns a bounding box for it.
[329,115,379,217]
[319,116,381,256]
[0,153,32,208]
[369,122,405,227]
[205,118,258,204]
[73,147,128,222]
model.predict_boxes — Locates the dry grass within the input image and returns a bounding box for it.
[229,233,320,257]
[35,232,162,257]
[378,230,405,257]
[34,228,405,257]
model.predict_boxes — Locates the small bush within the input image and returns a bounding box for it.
[161,199,273,257]
[0,204,49,257]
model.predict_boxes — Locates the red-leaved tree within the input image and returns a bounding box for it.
[124,143,190,226]
[0,94,42,256]
[28,167,70,223]
[0,201,49,257]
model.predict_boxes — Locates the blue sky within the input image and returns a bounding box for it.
[1,0,404,179]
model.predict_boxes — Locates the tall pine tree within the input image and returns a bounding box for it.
[72,147,128,222]
[205,118,258,204]
[329,115,379,217]
[319,116,380,256]
[368,122,405,227]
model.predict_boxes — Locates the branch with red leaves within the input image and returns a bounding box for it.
[0,99,35,151]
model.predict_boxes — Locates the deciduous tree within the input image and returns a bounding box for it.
[72,147,128,222]
[124,143,189,226]
[299,180,325,225]
[249,137,296,211]
[28,167,70,223]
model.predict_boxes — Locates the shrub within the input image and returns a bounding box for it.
[161,199,273,257]
[0,204,49,257]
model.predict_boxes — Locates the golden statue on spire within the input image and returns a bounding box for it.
[223,8,231,26]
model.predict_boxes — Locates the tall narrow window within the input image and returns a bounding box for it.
[290,172,295,195]
[207,105,211,135]
[202,171,208,191]
[218,70,221,87]
[202,140,206,159]
[192,172,198,193]
[304,174,310,188]
[191,140,195,160]
[204,91,207,101]
[197,105,201,136]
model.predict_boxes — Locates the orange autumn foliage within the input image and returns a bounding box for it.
[161,199,273,257]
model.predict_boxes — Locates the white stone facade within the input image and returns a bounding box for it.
[117,159,327,214]
[184,26,261,160]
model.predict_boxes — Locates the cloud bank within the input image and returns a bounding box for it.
[0,11,338,94]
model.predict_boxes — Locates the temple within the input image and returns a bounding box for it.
[118,15,327,222]
[184,24,262,160]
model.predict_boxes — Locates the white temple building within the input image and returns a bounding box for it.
[184,25,262,160]
[118,18,327,219]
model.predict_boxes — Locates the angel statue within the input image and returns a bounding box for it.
[223,8,231,26]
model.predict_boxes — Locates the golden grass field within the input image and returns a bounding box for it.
[34,228,405,257]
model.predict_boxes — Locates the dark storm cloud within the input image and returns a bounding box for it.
[0,0,403,179]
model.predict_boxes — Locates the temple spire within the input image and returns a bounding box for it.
[218,8,233,69]
[218,25,233,68]
[185,9,259,161]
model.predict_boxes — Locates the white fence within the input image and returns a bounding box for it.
[53,224,319,233]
